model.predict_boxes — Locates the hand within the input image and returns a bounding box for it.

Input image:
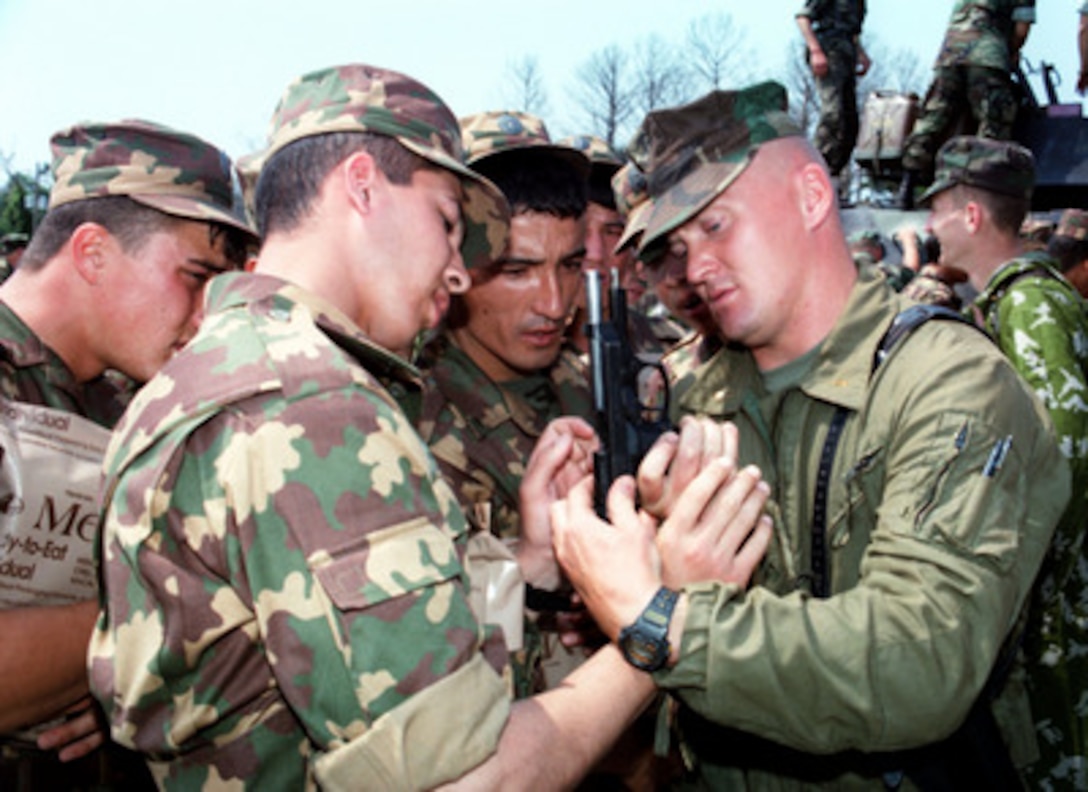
[657,461,773,590]
[36,696,106,762]
[552,475,661,642]
[518,417,598,589]
[856,47,871,77]
[809,47,829,78]
[1078,72,1088,96]
[637,416,738,520]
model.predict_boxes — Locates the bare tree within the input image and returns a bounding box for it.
[686,12,760,91]
[502,55,550,116]
[630,34,692,121]
[783,42,819,139]
[571,45,636,149]
[858,34,929,99]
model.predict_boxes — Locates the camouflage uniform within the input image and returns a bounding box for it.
[902,0,1037,177]
[0,304,131,428]
[661,330,722,425]
[90,65,515,791]
[0,233,29,284]
[972,253,1088,790]
[633,81,1068,790]
[919,135,1088,789]
[0,119,254,792]
[419,334,590,544]
[796,0,867,175]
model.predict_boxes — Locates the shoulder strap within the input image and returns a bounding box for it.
[809,303,984,598]
[873,303,980,372]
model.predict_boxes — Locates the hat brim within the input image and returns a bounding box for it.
[129,194,257,241]
[638,153,754,253]
[399,138,510,270]
[917,177,954,207]
[615,200,653,254]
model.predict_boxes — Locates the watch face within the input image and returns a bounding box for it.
[620,623,668,671]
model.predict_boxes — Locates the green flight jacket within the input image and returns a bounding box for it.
[663,265,1068,789]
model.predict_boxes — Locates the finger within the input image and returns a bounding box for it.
[702,465,762,546]
[604,474,639,529]
[733,514,775,583]
[697,416,724,468]
[57,729,105,762]
[721,421,739,469]
[636,431,678,507]
[659,456,734,542]
[714,473,771,557]
[37,706,99,751]
[670,416,708,491]
[523,430,573,493]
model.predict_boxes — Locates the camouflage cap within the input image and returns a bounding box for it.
[48,119,255,239]
[1055,208,1088,241]
[611,162,652,253]
[558,134,623,171]
[260,64,509,270]
[636,81,802,252]
[0,232,29,254]
[918,136,1035,206]
[460,111,589,179]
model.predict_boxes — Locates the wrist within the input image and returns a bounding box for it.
[515,539,560,590]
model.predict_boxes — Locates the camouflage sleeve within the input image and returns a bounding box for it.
[993,280,1088,468]
[93,386,510,790]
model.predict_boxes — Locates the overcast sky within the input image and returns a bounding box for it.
[0,1,1079,174]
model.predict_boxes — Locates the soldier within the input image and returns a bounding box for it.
[552,81,1069,789]
[417,110,593,695]
[0,231,29,283]
[795,0,870,199]
[559,135,678,360]
[1048,207,1088,297]
[610,161,721,418]
[0,120,254,790]
[89,64,767,790]
[898,0,1036,208]
[922,136,1088,789]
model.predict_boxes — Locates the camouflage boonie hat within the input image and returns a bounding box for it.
[919,136,1035,206]
[612,162,652,253]
[48,119,255,239]
[637,81,802,251]
[1056,208,1088,241]
[460,111,589,179]
[260,64,509,270]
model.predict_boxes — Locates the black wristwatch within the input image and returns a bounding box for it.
[618,586,679,672]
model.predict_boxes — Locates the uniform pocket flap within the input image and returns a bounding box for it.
[311,516,459,610]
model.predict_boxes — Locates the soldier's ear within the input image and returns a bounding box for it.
[798,162,834,232]
[342,151,379,216]
[69,223,110,285]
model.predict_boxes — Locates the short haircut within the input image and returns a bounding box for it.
[953,185,1029,236]
[256,131,425,238]
[1047,234,1088,274]
[19,196,250,271]
[587,168,617,211]
[472,149,587,219]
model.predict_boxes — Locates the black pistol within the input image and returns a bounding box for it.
[584,269,672,518]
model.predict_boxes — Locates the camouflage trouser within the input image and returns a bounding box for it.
[902,64,1018,176]
[811,35,859,176]
[1020,547,1088,790]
